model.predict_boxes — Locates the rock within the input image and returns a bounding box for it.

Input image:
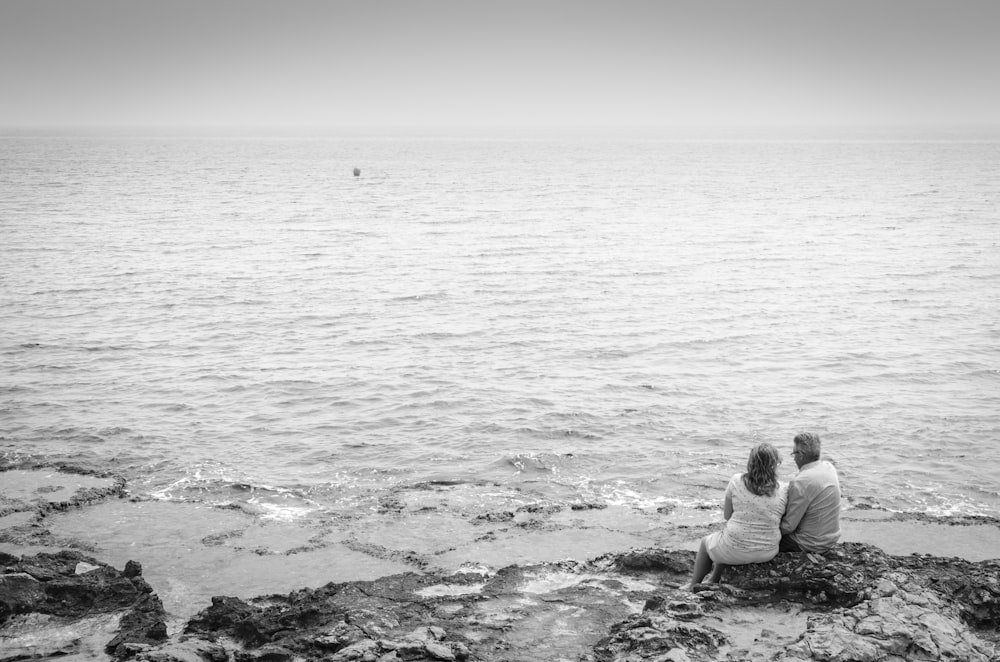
[876,578,898,596]
[0,467,127,517]
[133,640,229,662]
[124,560,143,579]
[394,638,430,659]
[786,617,882,662]
[1,611,122,659]
[601,548,692,575]
[315,620,368,648]
[0,551,167,659]
[184,595,256,635]
[106,593,169,657]
[789,591,996,662]
[116,642,155,658]
[593,613,728,661]
[244,644,296,661]
[5,551,148,619]
[4,542,998,662]
[474,510,514,523]
[0,572,46,620]
[330,638,379,661]
[718,545,998,662]
[425,641,456,660]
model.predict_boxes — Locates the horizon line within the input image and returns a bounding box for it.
[2,122,999,142]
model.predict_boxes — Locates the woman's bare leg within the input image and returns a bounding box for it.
[708,563,726,583]
[686,538,714,589]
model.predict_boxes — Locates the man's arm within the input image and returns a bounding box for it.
[780,480,808,535]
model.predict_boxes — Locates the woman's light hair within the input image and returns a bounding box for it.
[793,432,822,463]
[743,443,781,497]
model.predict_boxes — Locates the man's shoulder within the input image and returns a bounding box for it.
[800,459,838,473]
[793,460,840,488]
[814,460,840,478]
[791,461,836,482]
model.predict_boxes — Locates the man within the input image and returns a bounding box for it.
[779,432,841,552]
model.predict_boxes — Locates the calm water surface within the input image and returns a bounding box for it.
[2,136,998,523]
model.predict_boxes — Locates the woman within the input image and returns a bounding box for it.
[685,442,787,590]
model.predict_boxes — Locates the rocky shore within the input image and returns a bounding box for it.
[2,542,999,661]
[2,466,999,661]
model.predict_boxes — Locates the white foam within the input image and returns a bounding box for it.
[416,582,487,598]
[247,498,315,522]
[520,571,657,595]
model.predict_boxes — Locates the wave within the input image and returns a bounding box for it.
[492,452,576,476]
[389,291,449,302]
[146,468,322,522]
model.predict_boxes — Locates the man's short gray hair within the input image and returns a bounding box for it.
[793,432,822,462]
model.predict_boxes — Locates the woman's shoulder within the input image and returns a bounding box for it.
[727,473,748,493]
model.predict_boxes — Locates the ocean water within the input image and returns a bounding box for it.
[2,135,998,534]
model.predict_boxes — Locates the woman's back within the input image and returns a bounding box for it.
[688,442,788,588]
[721,473,788,555]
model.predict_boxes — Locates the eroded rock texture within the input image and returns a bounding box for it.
[2,543,998,661]
[0,550,166,660]
[600,543,999,661]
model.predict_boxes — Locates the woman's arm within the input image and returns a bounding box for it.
[780,480,807,534]
[723,490,734,520]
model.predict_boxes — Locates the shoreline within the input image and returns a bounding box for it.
[3,466,997,559]
[3,466,1000,660]
[2,469,998,603]
[0,468,1000,662]
[3,542,998,661]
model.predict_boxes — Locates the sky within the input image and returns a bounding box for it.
[1,0,998,134]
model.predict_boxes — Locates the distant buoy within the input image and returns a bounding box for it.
[353,168,361,177]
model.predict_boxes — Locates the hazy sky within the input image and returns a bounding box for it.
[1,0,998,132]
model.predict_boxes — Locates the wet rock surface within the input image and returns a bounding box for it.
[0,550,167,660]
[0,465,127,517]
[1,468,997,660]
[3,543,998,661]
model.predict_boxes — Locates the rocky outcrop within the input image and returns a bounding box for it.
[180,573,479,661]
[1,544,997,661]
[0,550,167,660]
[0,465,127,518]
[598,543,1000,661]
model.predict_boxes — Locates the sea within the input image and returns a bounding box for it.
[1,133,999,599]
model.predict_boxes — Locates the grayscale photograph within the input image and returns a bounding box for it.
[1,1,998,660]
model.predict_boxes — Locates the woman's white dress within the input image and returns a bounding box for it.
[706,473,788,565]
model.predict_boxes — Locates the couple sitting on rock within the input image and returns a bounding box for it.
[684,431,841,590]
